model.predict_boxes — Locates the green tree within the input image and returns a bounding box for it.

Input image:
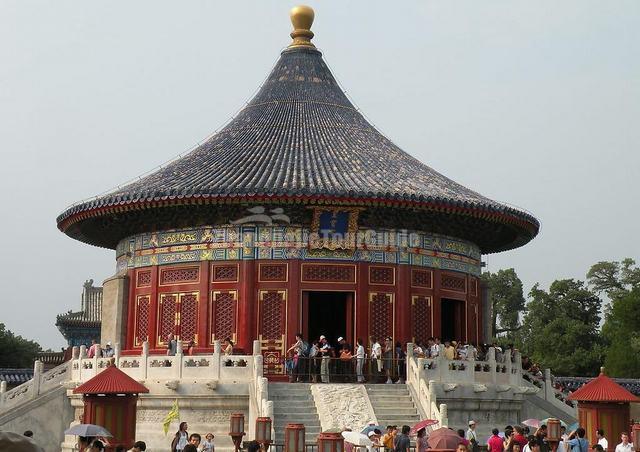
[587,259,640,377]
[587,258,640,301]
[517,279,603,376]
[481,268,525,337]
[600,287,640,377]
[0,323,42,368]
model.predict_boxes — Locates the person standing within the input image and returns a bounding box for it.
[223,338,234,356]
[319,335,331,383]
[102,342,114,358]
[167,334,178,356]
[596,430,608,451]
[416,428,428,452]
[566,428,589,452]
[355,338,365,383]
[200,433,215,452]
[614,432,633,452]
[393,425,411,452]
[171,422,189,452]
[370,336,382,381]
[466,421,479,452]
[488,428,504,452]
[383,337,394,384]
[87,339,98,358]
[129,441,146,452]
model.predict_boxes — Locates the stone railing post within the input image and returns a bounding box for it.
[32,360,43,398]
[544,368,553,401]
[213,340,221,381]
[439,403,448,427]
[504,349,512,378]
[253,340,261,356]
[487,347,497,384]
[513,350,523,383]
[79,345,87,359]
[255,354,264,378]
[428,380,438,418]
[72,346,80,360]
[1,380,7,406]
[114,342,121,362]
[174,342,183,379]
[141,341,149,380]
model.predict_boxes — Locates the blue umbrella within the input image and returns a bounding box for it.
[361,425,383,435]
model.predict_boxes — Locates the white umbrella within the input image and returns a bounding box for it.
[64,424,113,437]
[342,431,373,447]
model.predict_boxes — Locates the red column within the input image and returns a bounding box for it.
[287,260,301,344]
[197,261,209,351]
[356,263,369,344]
[125,269,137,349]
[237,260,256,352]
[396,265,411,345]
[433,269,442,339]
[148,266,160,350]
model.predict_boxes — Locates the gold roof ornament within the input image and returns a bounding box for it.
[289,5,315,48]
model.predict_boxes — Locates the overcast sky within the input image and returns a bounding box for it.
[1,1,638,350]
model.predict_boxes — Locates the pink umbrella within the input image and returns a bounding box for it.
[410,419,439,435]
[522,419,541,429]
[427,427,462,450]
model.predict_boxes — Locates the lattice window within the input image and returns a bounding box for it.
[260,291,286,340]
[411,295,431,344]
[441,274,466,293]
[369,266,395,285]
[302,264,355,283]
[160,266,199,285]
[212,264,238,282]
[135,296,150,346]
[411,269,432,288]
[259,264,288,282]
[470,278,478,296]
[179,293,199,343]
[369,292,394,341]
[212,291,237,342]
[158,294,178,344]
[136,270,152,288]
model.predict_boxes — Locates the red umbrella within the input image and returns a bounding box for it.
[427,427,463,450]
[410,419,439,435]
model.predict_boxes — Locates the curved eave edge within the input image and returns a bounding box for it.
[57,194,539,250]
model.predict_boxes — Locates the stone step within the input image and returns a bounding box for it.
[269,395,315,401]
[365,384,410,391]
[274,407,318,414]
[373,407,418,415]
[273,415,319,423]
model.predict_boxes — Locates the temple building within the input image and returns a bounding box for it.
[56,5,538,377]
[56,280,103,348]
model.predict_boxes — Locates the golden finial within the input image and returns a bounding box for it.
[289,5,315,48]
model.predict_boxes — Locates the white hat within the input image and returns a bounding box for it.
[468,420,476,426]
[106,341,112,346]
[338,337,344,342]
[319,335,326,340]
[367,431,376,437]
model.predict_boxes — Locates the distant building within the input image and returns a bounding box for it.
[55,279,102,347]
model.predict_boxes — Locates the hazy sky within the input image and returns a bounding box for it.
[1,1,638,350]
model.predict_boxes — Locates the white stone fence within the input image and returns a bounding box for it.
[414,347,523,386]
[69,341,255,383]
[0,359,71,413]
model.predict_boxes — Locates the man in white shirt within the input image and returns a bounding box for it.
[466,420,479,452]
[355,338,366,383]
[614,432,633,452]
[370,336,382,378]
[431,337,441,358]
[596,430,608,451]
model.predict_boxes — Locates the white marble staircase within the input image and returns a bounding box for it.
[270,383,322,445]
[366,384,421,428]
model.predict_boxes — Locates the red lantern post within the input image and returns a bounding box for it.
[317,432,344,452]
[229,413,246,452]
[632,424,640,452]
[546,418,561,452]
[256,417,273,452]
[285,424,306,452]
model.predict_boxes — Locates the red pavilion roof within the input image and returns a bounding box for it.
[73,365,149,395]
[568,368,640,403]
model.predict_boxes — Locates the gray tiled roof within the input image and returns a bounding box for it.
[57,46,539,252]
[0,369,34,385]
